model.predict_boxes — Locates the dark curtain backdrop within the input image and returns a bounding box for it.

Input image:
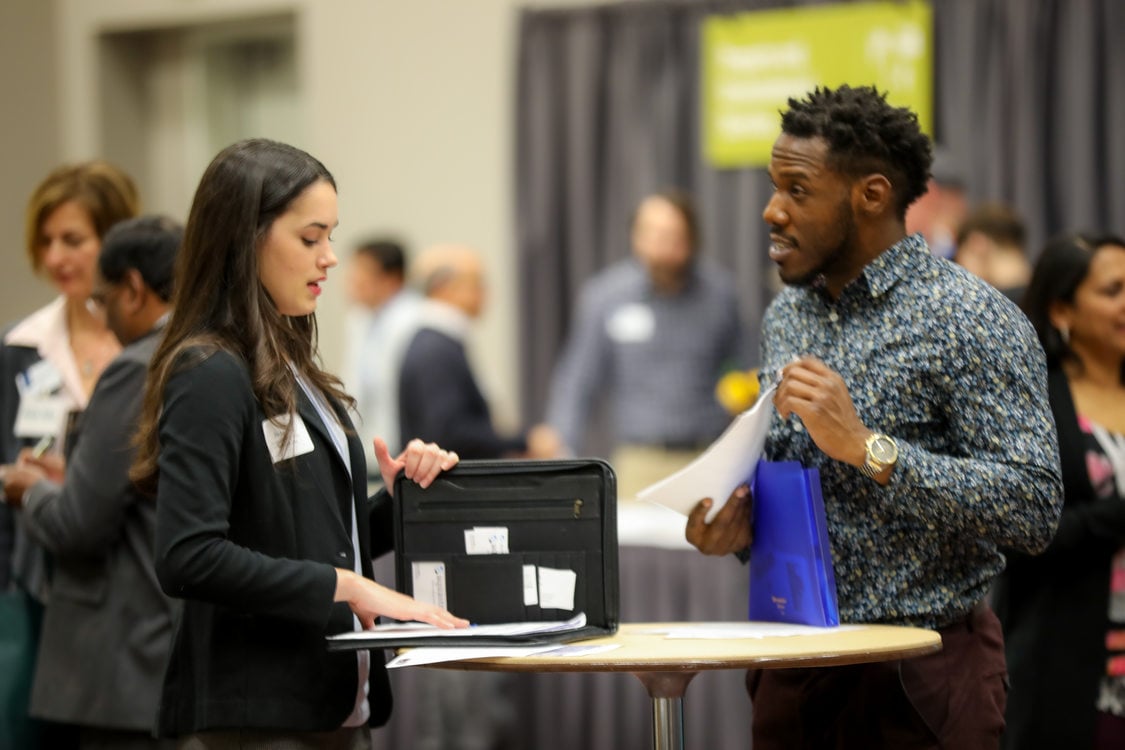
[515,0,1125,430]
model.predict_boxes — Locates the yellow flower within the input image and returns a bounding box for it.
[716,368,760,414]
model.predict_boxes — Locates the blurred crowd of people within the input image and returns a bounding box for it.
[0,86,1122,750]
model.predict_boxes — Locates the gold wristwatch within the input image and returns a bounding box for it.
[860,433,898,478]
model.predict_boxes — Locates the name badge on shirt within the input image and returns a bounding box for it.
[262,414,315,463]
[14,393,70,439]
[606,303,655,343]
[16,360,63,398]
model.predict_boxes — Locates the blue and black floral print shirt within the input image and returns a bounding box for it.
[760,233,1063,628]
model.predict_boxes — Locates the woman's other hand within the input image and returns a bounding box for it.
[374,437,459,495]
[334,569,469,630]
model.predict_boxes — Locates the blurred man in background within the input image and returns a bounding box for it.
[954,202,1031,302]
[546,189,750,499]
[399,243,560,460]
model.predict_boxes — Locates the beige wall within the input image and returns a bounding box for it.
[1,0,595,430]
[0,0,62,320]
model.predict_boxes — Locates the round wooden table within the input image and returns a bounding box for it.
[429,622,943,750]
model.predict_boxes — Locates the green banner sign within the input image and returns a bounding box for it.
[703,0,933,168]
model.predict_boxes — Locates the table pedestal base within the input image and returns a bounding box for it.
[633,672,698,750]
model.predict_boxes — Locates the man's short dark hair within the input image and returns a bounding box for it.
[780,85,934,219]
[99,214,182,302]
[956,203,1027,252]
[355,238,408,277]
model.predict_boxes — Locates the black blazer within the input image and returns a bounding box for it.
[994,366,1125,749]
[154,349,395,736]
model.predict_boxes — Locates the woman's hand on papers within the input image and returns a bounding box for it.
[334,569,469,630]
[375,437,460,495]
[685,484,752,556]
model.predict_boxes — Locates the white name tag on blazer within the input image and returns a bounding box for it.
[13,393,69,439]
[262,414,315,463]
[17,360,63,397]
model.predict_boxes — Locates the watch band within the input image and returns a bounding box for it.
[859,459,882,478]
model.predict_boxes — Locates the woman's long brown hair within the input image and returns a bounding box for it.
[131,139,353,493]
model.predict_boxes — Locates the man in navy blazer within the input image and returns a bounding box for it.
[2,216,182,747]
[398,244,561,461]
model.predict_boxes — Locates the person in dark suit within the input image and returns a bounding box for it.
[398,243,560,461]
[993,232,1125,749]
[2,215,183,749]
[128,139,467,747]
[0,160,139,750]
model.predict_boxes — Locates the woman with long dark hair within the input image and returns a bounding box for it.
[133,139,466,748]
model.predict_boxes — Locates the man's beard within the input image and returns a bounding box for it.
[783,200,857,290]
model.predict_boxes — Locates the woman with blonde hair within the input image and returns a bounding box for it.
[2,160,139,588]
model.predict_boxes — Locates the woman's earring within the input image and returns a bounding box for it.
[1059,325,1070,346]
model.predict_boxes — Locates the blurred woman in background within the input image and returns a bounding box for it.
[1,160,140,589]
[0,160,138,749]
[994,232,1125,749]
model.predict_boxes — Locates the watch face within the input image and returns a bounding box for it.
[871,436,897,462]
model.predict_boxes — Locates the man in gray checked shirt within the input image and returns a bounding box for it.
[545,189,752,500]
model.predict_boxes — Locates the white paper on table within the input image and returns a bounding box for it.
[647,622,865,639]
[636,386,776,523]
[536,643,620,658]
[385,641,622,669]
[385,645,559,668]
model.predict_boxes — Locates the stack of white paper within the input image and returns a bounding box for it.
[636,387,776,522]
[384,642,620,669]
[327,612,588,644]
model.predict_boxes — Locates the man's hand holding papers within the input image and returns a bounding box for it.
[685,485,753,556]
[635,386,775,534]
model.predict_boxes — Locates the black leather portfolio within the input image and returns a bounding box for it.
[327,458,618,650]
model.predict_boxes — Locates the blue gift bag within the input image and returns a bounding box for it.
[748,459,839,627]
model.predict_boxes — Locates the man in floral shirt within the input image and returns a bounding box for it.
[685,85,1062,750]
